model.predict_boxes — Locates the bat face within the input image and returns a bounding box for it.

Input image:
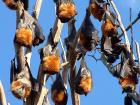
[57,2,77,23]
[42,55,61,75]
[10,79,31,99]
[101,18,117,37]
[51,74,68,105]
[89,2,105,21]
[15,27,33,47]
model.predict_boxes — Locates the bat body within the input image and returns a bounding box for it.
[79,9,99,52]
[54,0,77,23]
[10,58,32,99]
[89,0,105,21]
[40,45,61,75]
[14,10,45,47]
[51,73,68,105]
[75,57,92,96]
[3,0,28,10]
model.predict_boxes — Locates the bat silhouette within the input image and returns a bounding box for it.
[51,73,68,105]
[75,57,92,96]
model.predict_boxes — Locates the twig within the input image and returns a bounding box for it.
[0,80,7,105]
[60,38,69,89]
[119,11,140,38]
[135,42,140,73]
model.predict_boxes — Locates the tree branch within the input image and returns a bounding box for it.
[0,80,7,105]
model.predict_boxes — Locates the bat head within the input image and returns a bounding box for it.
[57,2,77,23]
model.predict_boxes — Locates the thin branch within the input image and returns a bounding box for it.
[0,80,7,105]
[32,0,43,19]
[60,38,69,89]
[119,11,140,37]
[136,42,140,73]
[52,18,64,44]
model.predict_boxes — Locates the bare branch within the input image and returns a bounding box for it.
[0,80,7,105]
[52,18,64,44]
[32,0,43,19]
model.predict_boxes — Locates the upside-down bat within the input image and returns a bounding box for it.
[89,0,105,21]
[79,8,99,52]
[3,0,28,10]
[51,73,68,105]
[75,57,92,96]
[54,0,77,23]
[112,51,138,93]
[10,58,33,99]
[101,35,123,63]
[39,45,61,75]
[14,9,45,47]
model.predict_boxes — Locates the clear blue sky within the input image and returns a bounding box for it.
[0,0,140,105]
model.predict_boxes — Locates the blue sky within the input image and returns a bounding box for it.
[0,0,140,105]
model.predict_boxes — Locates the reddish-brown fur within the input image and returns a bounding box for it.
[3,0,17,10]
[52,89,65,104]
[79,77,92,94]
[11,80,31,99]
[119,76,136,91]
[58,3,76,22]
[15,28,33,47]
[90,2,104,21]
[42,55,61,74]
[101,18,117,37]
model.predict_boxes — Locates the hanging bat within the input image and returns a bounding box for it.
[65,18,76,50]
[3,0,28,10]
[54,0,77,23]
[89,0,105,21]
[10,58,33,99]
[79,8,99,52]
[51,73,68,105]
[40,45,61,75]
[124,95,132,105]
[112,52,138,93]
[74,57,92,96]
[14,9,45,47]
